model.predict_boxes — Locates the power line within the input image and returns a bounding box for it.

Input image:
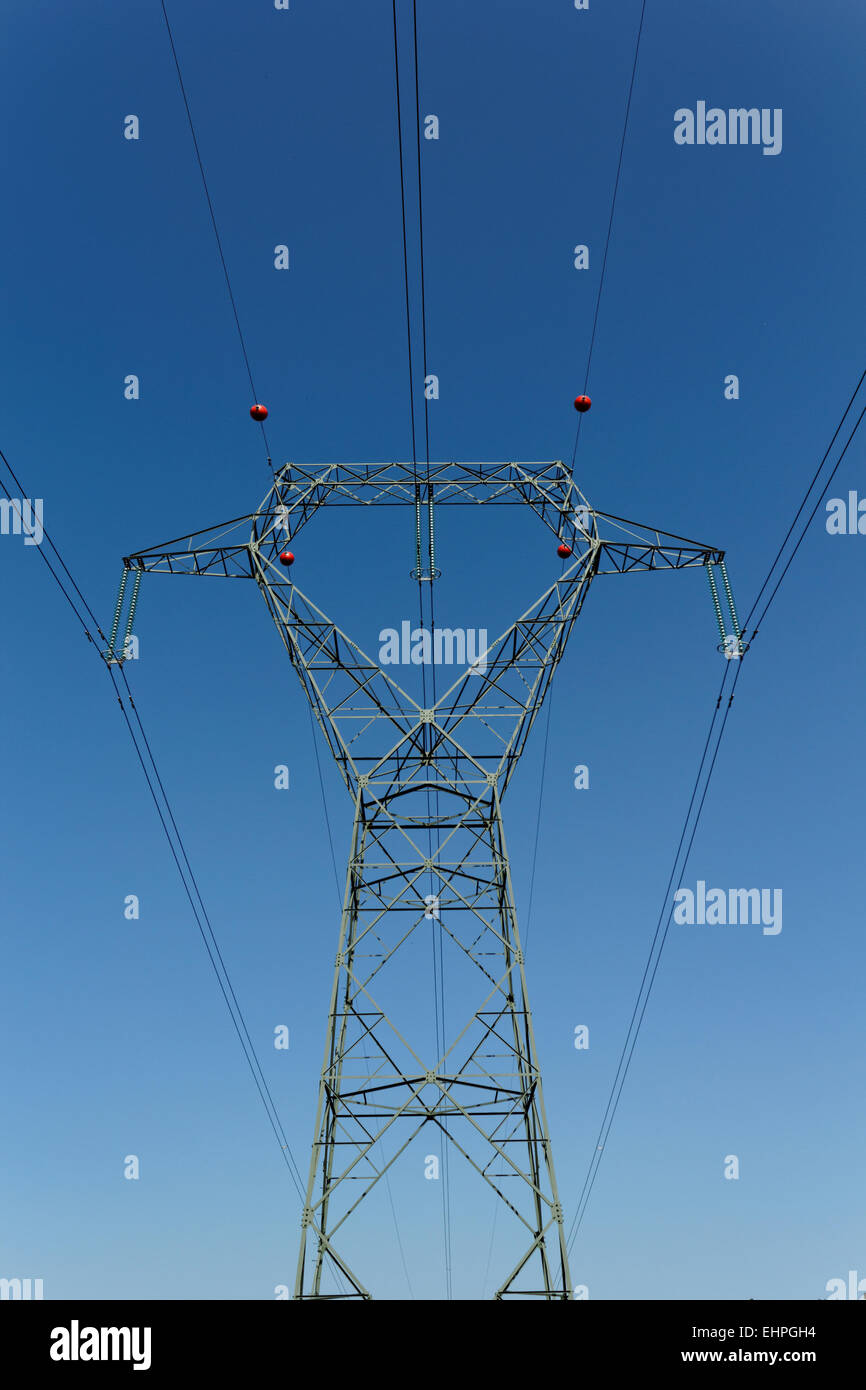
[160,0,414,1295]
[472,0,653,1296]
[159,0,272,464]
[1,453,355,1291]
[566,366,866,1252]
[566,660,736,1250]
[0,451,108,642]
[412,0,432,477]
[571,0,647,470]
[473,0,651,1298]
[742,382,866,639]
[392,0,420,477]
[412,0,453,1298]
[559,0,863,1255]
[157,0,376,1294]
[411,0,452,1299]
[391,0,453,1297]
[0,450,307,1202]
[112,667,308,1203]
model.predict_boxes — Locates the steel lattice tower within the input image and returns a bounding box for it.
[118,460,724,1299]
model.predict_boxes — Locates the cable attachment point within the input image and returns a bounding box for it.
[707,560,748,659]
[104,563,142,665]
[411,486,440,579]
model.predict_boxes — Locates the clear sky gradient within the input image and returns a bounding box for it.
[1,0,864,1300]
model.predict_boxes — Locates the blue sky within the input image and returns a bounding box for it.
[1,0,865,1300]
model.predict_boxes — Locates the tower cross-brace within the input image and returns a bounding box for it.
[118,460,725,1299]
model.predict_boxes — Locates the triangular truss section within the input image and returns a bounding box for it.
[123,461,723,1299]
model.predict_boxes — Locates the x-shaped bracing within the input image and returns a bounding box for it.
[122,462,723,1299]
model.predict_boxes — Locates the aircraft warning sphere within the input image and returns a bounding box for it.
[279,550,295,566]
[573,395,591,413]
[250,403,269,421]
[557,543,573,558]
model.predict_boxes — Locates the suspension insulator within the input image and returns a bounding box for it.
[557,543,573,558]
[279,550,295,566]
[573,395,592,413]
[250,403,269,421]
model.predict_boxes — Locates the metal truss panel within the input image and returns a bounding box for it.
[121,461,724,1299]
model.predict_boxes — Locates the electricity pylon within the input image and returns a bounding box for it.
[117,460,728,1299]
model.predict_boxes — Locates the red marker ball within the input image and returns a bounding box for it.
[279,550,295,567]
[250,403,268,421]
[573,395,591,413]
[557,543,573,558]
